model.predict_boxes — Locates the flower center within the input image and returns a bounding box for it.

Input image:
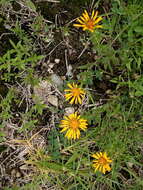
[72,88,80,97]
[70,119,79,129]
[86,19,94,30]
[98,157,107,165]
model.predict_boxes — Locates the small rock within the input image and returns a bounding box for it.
[127,162,134,168]
[43,62,48,68]
[65,107,75,115]
[50,74,63,87]
[16,171,21,178]
[33,80,51,101]
[33,80,51,105]
[20,164,29,170]
[49,63,54,68]
[4,24,11,29]
[33,80,59,107]
[54,58,60,64]
[47,63,54,73]
[11,169,16,176]
[37,80,51,90]
[47,95,58,107]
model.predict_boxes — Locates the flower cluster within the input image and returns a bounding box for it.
[59,10,112,175]
[60,82,112,174]
[60,83,86,140]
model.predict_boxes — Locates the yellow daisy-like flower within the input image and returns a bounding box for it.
[60,112,88,140]
[92,152,112,174]
[64,83,85,104]
[73,10,103,32]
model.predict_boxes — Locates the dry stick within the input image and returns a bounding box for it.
[54,85,65,98]
[48,41,64,56]
[29,128,48,142]
[36,0,60,2]
[65,49,68,72]
[0,33,13,40]
[0,164,5,176]
[90,0,95,10]
[55,13,58,28]
[65,18,77,26]
[11,9,52,24]
[16,82,30,113]
[1,149,18,165]
[77,38,90,59]
[16,0,52,26]
[53,114,62,151]
[16,1,36,13]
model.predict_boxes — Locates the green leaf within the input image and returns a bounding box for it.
[25,0,36,12]
[65,152,79,166]
[36,161,66,172]
[134,26,143,33]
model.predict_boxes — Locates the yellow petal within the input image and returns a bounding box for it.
[105,164,111,172]
[95,25,103,28]
[92,154,99,159]
[98,165,103,172]
[63,116,69,120]
[68,113,75,119]
[84,10,89,19]
[91,10,95,19]
[80,89,85,94]
[76,129,80,138]
[82,11,89,21]
[60,127,68,133]
[94,163,100,171]
[70,96,76,104]
[83,27,87,31]
[94,17,102,24]
[102,166,106,174]
[93,11,98,20]
[77,96,82,104]
[103,152,107,158]
[77,18,85,24]
[66,129,72,139]
[67,83,73,89]
[65,93,72,98]
[75,97,78,104]
[99,152,103,156]
[101,168,105,174]
[73,112,78,117]
[73,131,76,139]
[79,16,86,22]
[64,89,72,92]
[73,24,85,28]
[90,29,94,32]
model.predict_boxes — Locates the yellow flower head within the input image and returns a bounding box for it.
[64,83,85,104]
[73,10,103,32]
[92,152,112,174]
[60,112,88,140]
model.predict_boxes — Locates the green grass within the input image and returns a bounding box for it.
[0,0,143,189]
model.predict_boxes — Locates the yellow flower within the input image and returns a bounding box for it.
[73,10,103,32]
[60,112,88,140]
[64,83,85,104]
[92,152,112,174]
